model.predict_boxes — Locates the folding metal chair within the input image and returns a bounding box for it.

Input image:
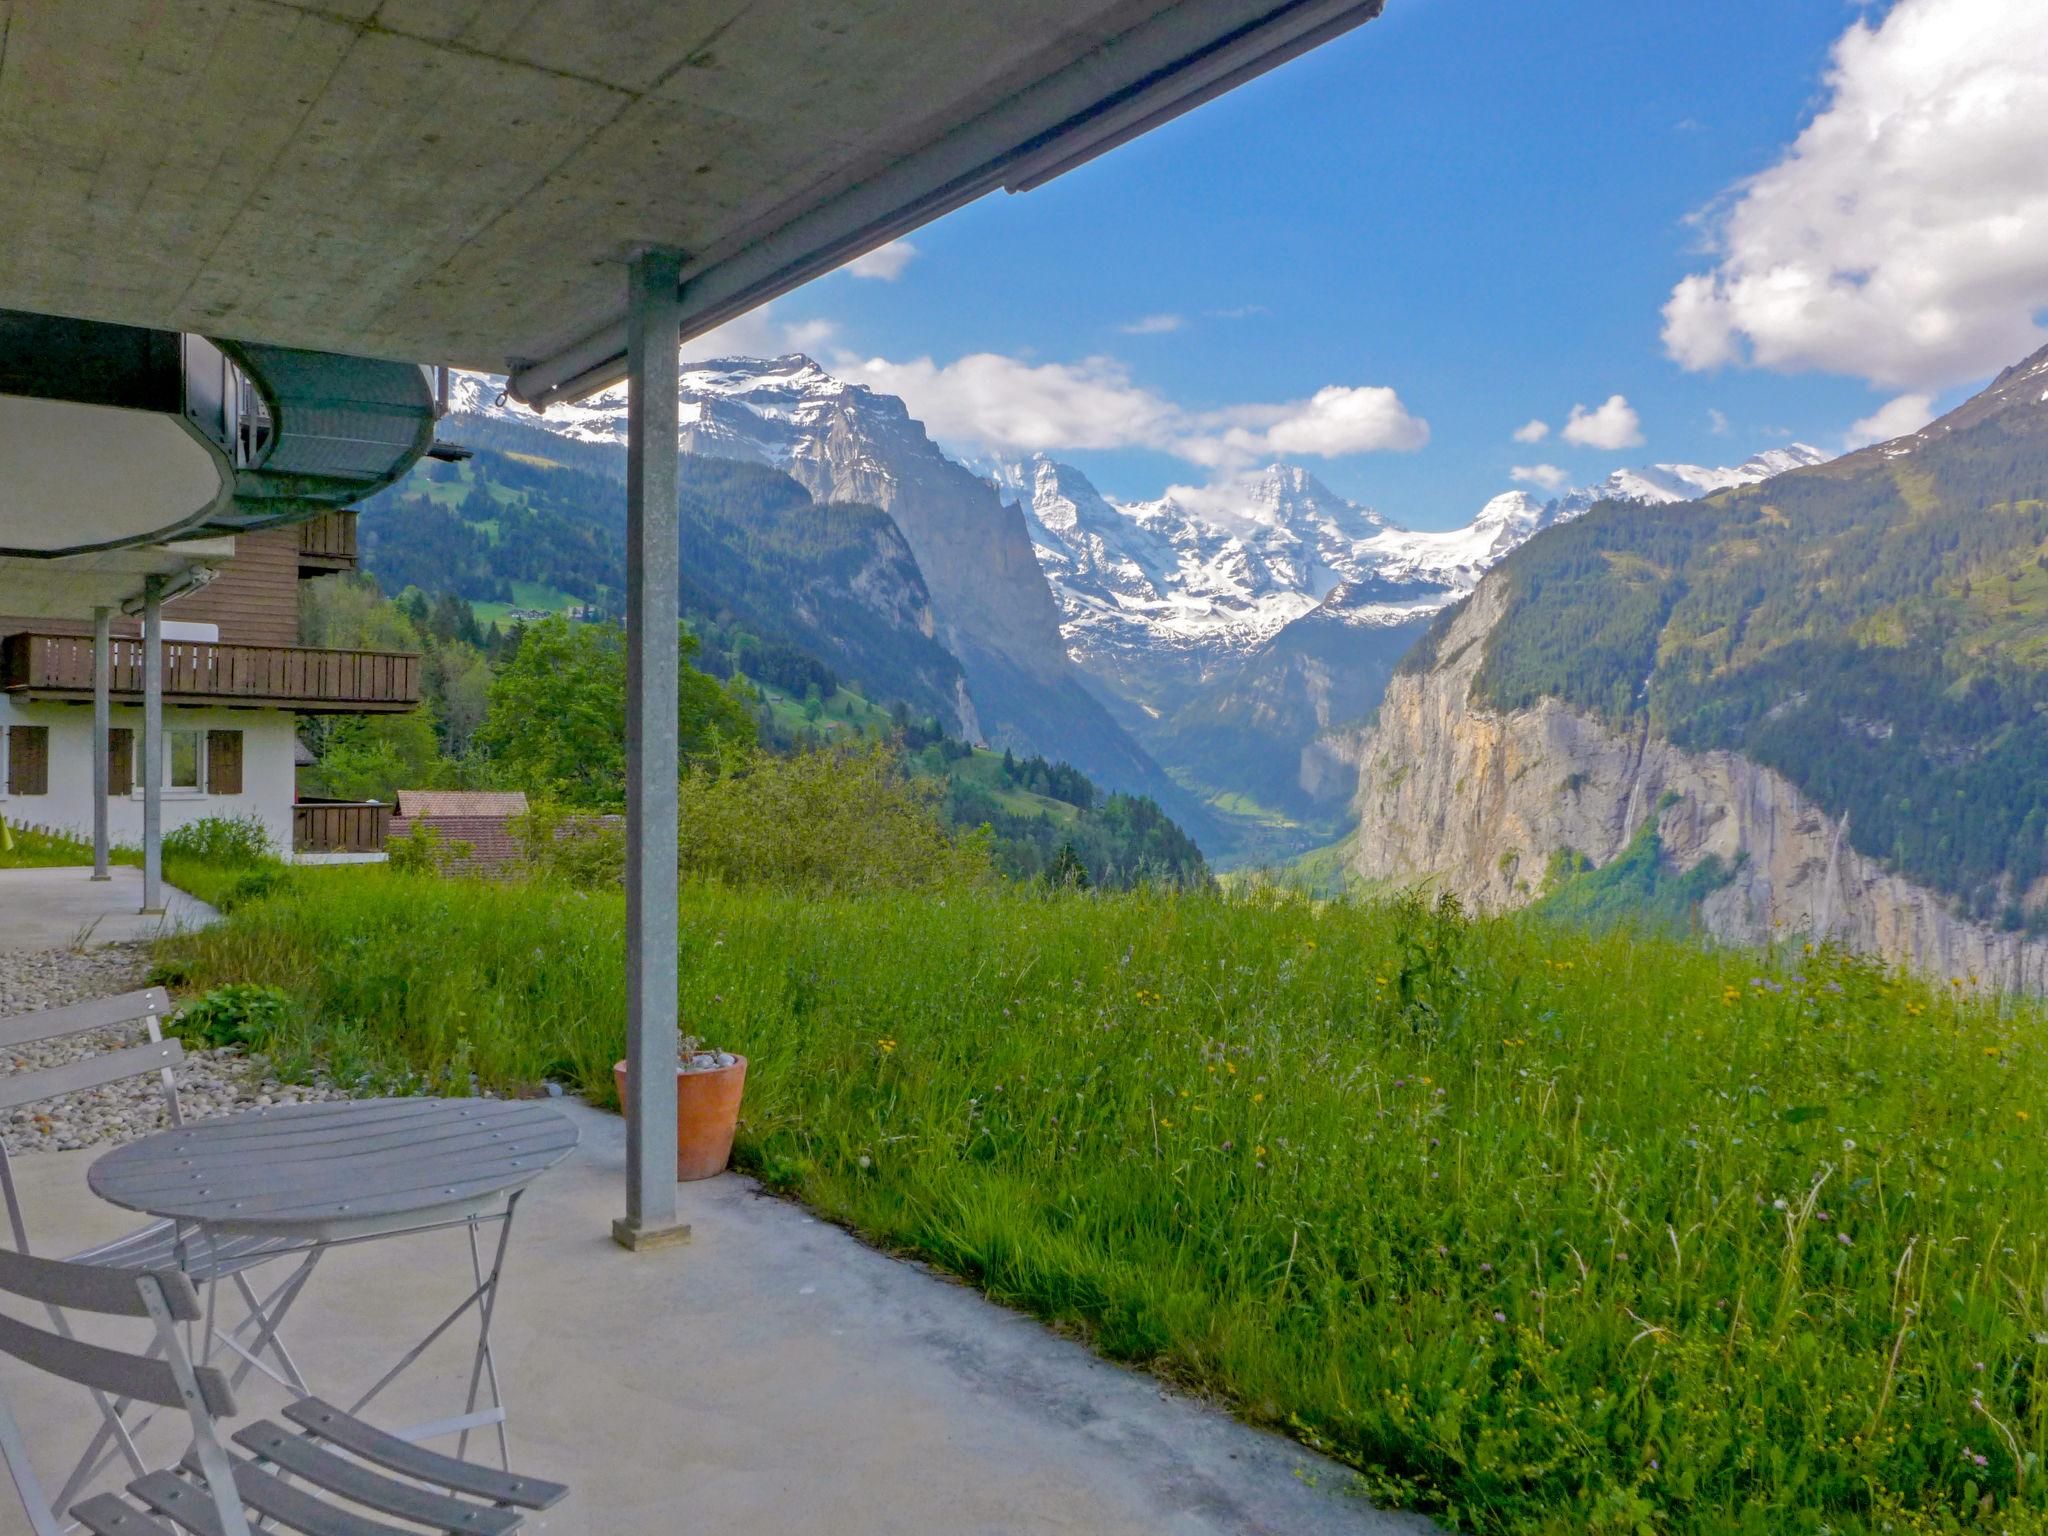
[0,1244,568,1535]
[0,989,314,1506]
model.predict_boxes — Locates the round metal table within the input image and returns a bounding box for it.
[88,1097,580,1458]
[90,1097,579,1241]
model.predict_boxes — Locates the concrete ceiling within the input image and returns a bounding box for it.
[0,0,1381,404]
[0,540,235,618]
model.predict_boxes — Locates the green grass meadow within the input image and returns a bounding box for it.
[158,867,2048,1534]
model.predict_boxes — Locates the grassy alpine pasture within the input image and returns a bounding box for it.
[160,867,2048,1535]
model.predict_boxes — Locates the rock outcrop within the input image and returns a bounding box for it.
[1349,578,2048,991]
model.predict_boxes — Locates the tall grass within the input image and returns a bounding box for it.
[0,822,137,870]
[160,867,2048,1534]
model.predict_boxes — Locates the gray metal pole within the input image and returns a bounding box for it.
[90,607,111,881]
[140,578,163,915]
[613,249,688,1252]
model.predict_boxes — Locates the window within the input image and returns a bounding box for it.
[168,730,201,791]
[131,728,209,793]
[5,726,49,796]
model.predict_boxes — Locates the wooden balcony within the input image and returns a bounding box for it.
[1,633,419,714]
[296,510,358,573]
[294,799,392,853]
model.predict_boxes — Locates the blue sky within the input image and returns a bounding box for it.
[706,0,2048,530]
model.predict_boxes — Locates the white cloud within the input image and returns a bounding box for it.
[1662,0,2048,391]
[840,352,1180,454]
[833,350,1426,465]
[781,318,840,352]
[1511,463,1570,490]
[1258,385,1431,457]
[681,304,836,364]
[843,240,919,281]
[1562,394,1644,450]
[1512,418,1550,444]
[1707,407,1731,436]
[1118,313,1185,335]
[1845,391,1937,448]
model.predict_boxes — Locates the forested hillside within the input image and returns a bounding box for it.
[358,445,970,731]
[1433,344,2048,930]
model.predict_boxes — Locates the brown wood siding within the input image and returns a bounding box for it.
[6,726,48,795]
[171,529,302,645]
[0,528,304,647]
[206,730,244,795]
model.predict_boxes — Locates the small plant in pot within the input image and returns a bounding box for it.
[613,1032,748,1181]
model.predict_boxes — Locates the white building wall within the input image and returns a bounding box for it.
[0,695,297,856]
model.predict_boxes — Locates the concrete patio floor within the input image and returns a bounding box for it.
[0,866,217,950]
[0,1100,1429,1535]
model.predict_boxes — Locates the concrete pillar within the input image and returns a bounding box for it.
[612,249,688,1252]
[141,577,163,915]
[91,606,111,881]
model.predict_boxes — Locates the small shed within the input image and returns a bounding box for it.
[389,789,531,875]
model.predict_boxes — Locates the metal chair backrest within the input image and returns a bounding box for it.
[0,989,183,1256]
[0,1248,245,1536]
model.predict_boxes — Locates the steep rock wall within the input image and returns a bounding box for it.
[1349,579,2048,992]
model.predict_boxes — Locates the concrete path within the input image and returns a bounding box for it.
[0,866,217,950]
[0,1101,1432,1536]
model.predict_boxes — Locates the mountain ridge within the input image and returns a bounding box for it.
[443,362,1218,843]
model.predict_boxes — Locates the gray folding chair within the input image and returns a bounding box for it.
[0,1244,568,1535]
[0,990,314,1504]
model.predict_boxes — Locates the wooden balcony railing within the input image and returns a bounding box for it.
[293,800,391,854]
[1,633,419,714]
[296,511,358,572]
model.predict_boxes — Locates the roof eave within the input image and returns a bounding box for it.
[506,0,1382,410]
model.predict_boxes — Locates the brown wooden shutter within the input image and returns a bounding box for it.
[107,728,133,792]
[6,726,48,795]
[206,730,243,795]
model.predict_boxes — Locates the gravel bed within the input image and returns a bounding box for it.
[1,943,346,1154]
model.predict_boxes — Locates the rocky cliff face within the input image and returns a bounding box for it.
[1350,578,2048,991]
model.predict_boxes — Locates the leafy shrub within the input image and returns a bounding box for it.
[510,802,625,888]
[161,815,272,866]
[386,821,474,876]
[676,743,994,894]
[168,983,292,1050]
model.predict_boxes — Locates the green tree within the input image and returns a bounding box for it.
[472,616,753,808]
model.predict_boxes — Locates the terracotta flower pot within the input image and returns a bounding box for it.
[613,1053,748,1181]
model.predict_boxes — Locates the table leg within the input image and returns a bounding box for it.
[213,1248,323,1394]
[458,1194,519,1467]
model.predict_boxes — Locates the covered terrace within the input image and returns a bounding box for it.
[0,0,1395,1525]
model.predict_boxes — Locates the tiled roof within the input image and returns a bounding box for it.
[395,789,529,818]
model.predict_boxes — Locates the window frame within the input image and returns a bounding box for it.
[129,726,211,797]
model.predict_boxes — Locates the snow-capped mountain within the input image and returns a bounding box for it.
[1002,441,1834,713]
[444,358,1213,837]
[1579,444,1832,505]
[444,355,1833,850]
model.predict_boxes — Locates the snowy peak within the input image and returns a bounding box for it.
[446,354,903,458]
[1586,443,1831,506]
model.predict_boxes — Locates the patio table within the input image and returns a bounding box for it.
[86,1097,579,1461]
